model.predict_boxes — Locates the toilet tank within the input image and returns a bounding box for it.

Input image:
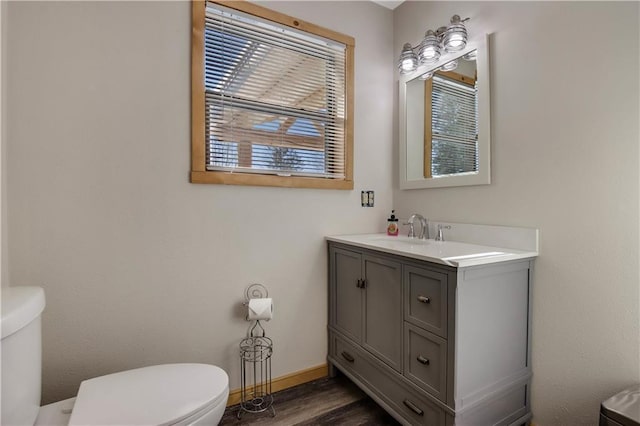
[1,286,46,426]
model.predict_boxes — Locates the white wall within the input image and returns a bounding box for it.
[4,1,393,403]
[394,2,639,425]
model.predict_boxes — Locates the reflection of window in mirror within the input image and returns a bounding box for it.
[423,66,478,178]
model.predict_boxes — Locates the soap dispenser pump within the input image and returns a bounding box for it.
[387,210,399,236]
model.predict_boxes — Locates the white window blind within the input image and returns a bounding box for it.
[430,74,478,176]
[204,3,347,179]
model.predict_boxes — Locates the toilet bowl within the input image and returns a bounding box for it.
[35,364,229,426]
[1,287,229,426]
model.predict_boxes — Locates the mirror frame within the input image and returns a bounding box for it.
[399,34,491,190]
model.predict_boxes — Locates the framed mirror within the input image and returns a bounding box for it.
[399,34,490,189]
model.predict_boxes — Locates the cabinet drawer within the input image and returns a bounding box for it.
[370,364,447,425]
[332,333,364,375]
[404,323,447,402]
[404,265,448,338]
[331,333,446,425]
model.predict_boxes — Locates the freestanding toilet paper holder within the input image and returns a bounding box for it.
[238,284,275,419]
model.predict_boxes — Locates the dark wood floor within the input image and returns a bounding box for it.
[221,375,400,425]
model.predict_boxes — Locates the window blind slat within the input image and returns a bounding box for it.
[205,11,343,59]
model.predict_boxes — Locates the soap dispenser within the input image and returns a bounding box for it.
[387,210,399,236]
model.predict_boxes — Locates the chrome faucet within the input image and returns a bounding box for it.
[405,214,429,239]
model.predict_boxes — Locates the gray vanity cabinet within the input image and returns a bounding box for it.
[329,246,403,372]
[328,241,535,426]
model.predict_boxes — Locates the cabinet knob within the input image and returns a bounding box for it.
[417,355,430,365]
[341,351,355,363]
[356,279,362,288]
[417,295,430,304]
[403,399,424,416]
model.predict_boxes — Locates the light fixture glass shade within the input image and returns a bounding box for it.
[440,59,458,72]
[418,71,434,80]
[398,43,418,74]
[443,15,467,52]
[462,50,477,61]
[418,30,441,64]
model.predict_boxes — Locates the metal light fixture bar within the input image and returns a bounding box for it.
[398,15,470,75]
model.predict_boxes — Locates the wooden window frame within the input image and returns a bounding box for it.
[190,0,355,189]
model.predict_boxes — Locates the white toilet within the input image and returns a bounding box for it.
[1,286,230,426]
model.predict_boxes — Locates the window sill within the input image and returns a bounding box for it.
[190,171,353,190]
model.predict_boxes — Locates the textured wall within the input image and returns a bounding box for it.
[5,1,394,403]
[393,2,639,425]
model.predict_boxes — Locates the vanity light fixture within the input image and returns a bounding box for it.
[398,14,470,74]
[440,59,458,72]
[418,71,434,81]
[398,43,419,74]
[442,15,468,52]
[418,30,441,64]
[462,50,477,61]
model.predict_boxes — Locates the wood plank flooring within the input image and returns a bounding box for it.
[221,375,400,425]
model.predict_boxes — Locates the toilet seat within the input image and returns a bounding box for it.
[68,364,228,426]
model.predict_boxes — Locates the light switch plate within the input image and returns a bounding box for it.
[361,190,374,207]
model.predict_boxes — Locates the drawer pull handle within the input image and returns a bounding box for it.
[417,355,430,365]
[403,399,424,416]
[341,351,355,363]
[417,295,430,304]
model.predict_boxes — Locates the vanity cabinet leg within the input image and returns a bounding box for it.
[328,362,337,378]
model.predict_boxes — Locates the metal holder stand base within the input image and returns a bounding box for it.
[238,320,275,420]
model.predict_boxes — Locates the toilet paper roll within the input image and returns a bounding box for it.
[247,298,273,321]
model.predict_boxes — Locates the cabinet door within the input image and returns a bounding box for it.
[362,254,402,372]
[330,247,363,342]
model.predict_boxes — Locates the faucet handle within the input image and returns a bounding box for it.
[420,217,430,240]
[403,221,416,238]
[436,224,451,241]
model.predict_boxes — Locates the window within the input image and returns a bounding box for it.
[424,71,477,178]
[191,1,354,189]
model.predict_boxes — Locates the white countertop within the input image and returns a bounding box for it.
[326,233,538,268]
